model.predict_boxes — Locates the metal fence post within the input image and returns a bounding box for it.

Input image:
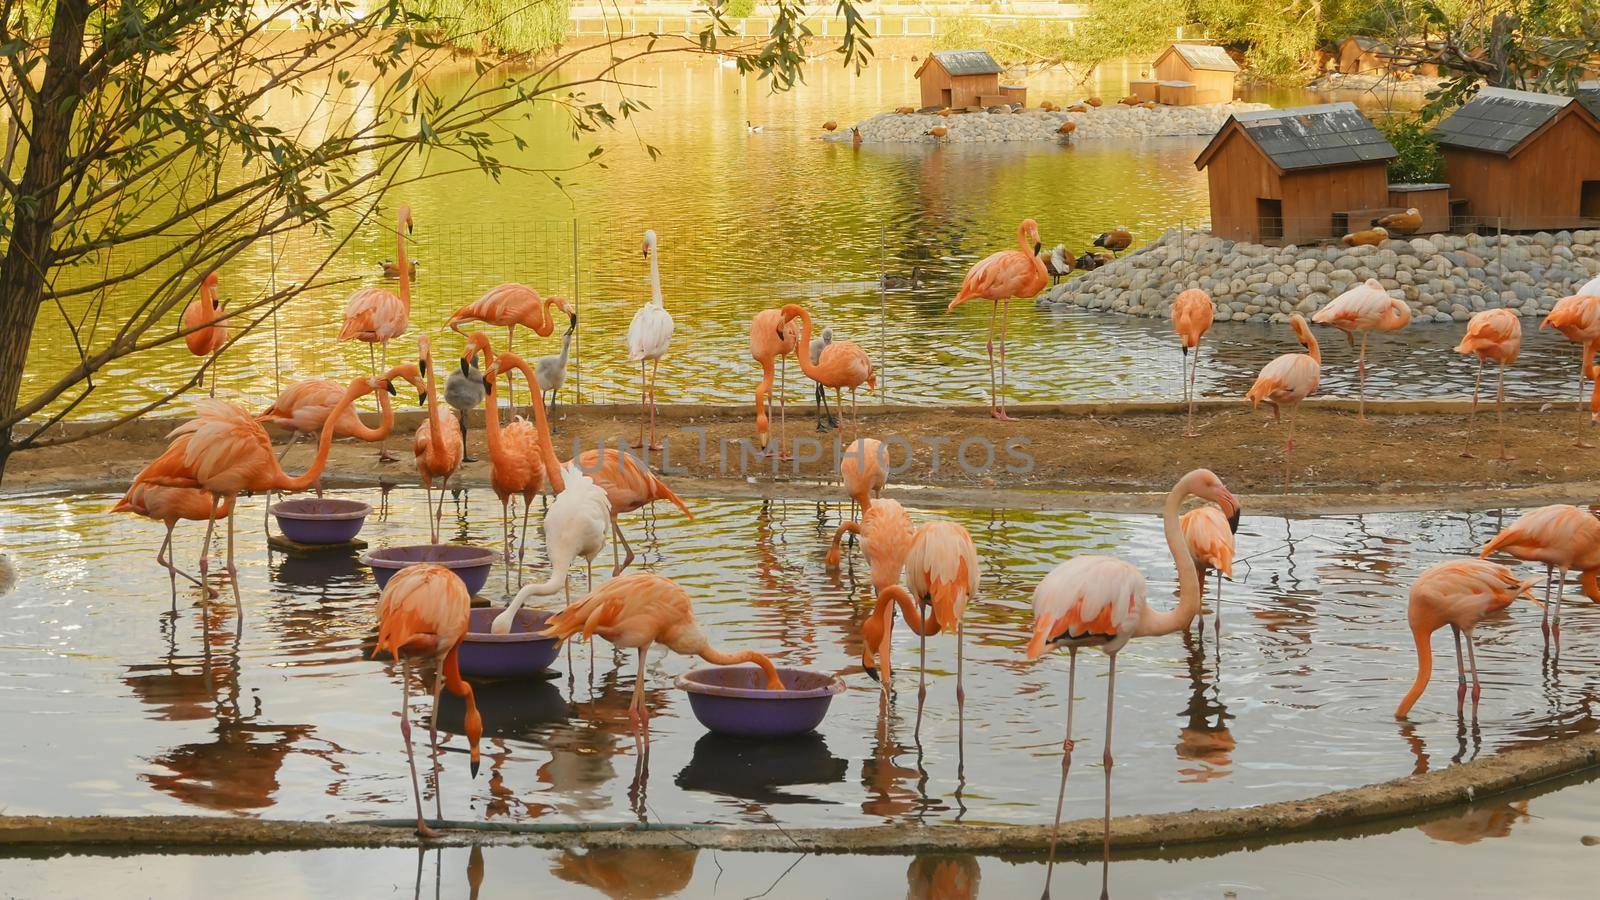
[879,222,888,404]
[572,218,582,406]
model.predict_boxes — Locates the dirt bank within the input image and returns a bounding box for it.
[7,399,1600,513]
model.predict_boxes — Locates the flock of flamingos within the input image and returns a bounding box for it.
[113,206,1600,882]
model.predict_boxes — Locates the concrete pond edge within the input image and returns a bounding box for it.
[3,733,1598,857]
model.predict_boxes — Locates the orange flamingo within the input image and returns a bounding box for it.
[1246,314,1322,460]
[1027,469,1239,895]
[182,272,227,398]
[1480,504,1600,650]
[1311,279,1411,419]
[339,204,414,461]
[1180,505,1235,637]
[750,307,802,458]
[780,303,876,434]
[1541,293,1600,435]
[154,376,382,583]
[835,436,888,564]
[1395,559,1538,719]
[893,520,979,737]
[112,466,235,597]
[479,351,546,588]
[1171,288,1215,437]
[947,218,1049,421]
[1454,308,1521,459]
[447,284,574,413]
[374,563,483,838]
[414,335,465,544]
[826,496,915,593]
[538,572,782,744]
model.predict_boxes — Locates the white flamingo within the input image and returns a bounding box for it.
[492,463,612,635]
[537,322,576,413]
[627,229,674,453]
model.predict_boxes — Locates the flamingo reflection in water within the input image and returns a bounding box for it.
[907,854,981,900]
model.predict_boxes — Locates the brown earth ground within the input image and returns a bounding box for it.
[6,398,1600,512]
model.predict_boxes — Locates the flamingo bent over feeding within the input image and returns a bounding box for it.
[750,307,802,457]
[1311,278,1410,419]
[947,218,1048,420]
[374,563,483,838]
[627,230,674,454]
[1541,293,1600,439]
[1171,288,1215,437]
[447,283,573,413]
[1180,504,1235,637]
[780,304,876,434]
[338,204,414,461]
[182,271,227,398]
[1027,469,1239,897]
[537,573,783,745]
[1454,308,1521,459]
[414,335,466,544]
[827,496,915,594]
[1246,314,1321,473]
[1395,559,1538,719]
[883,520,979,738]
[1479,504,1600,652]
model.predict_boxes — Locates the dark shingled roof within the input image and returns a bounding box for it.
[1164,44,1239,73]
[1580,81,1600,119]
[1224,102,1397,171]
[925,50,1002,78]
[1430,87,1575,154]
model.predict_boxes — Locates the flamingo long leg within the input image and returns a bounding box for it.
[1554,565,1568,653]
[1213,568,1223,639]
[225,502,238,579]
[611,519,635,576]
[1357,331,1369,420]
[1100,653,1118,896]
[1541,564,1553,637]
[631,646,650,747]
[1471,358,1483,421]
[1465,633,1482,710]
[636,360,647,451]
[516,496,532,588]
[914,599,929,738]
[997,297,1012,421]
[430,657,446,820]
[778,353,788,460]
[1041,646,1077,898]
[398,660,436,838]
[956,623,966,780]
[649,358,662,452]
[985,303,998,417]
[1451,624,1467,712]
[501,500,512,592]
[506,326,517,414]
[1496,363,1508,460]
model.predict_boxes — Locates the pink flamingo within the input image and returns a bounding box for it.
[374,563,483,838]
[627,230,673,454]
[447,284,574,413]
[112,463,235,597]
[834,437,888,564]
[1180,504,1235,637]
[826,496,915,594]
[780,303,876,434]
[1027,469,1239,895]
[947,218,1048,420]
[1246,314,1321,464]
[885,520,979,737]
[414,335,465,544]
[1395,559,1538,718]
[750,307,802,458]
[182,272,227,398]
[1542,293,1600,440]
[538,572,782,746]
[1311,278,1411,419]
[479,351,546,588]
[1480,504,1600,651]
[339,204,414,461]
[1171,288,1214,437]
[1454,308,1521,458]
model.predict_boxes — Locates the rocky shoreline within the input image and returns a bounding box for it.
[824,102,1270,144]
[1041,228,1600,323]
[1306,71,1448,95]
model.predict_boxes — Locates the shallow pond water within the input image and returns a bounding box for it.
[2,487,1598,831]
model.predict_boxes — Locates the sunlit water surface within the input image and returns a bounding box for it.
[2,487,1598,830]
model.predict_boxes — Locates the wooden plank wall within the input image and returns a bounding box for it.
[1205,132,1282,241]
[1443,112,1600,229]
[1281,163,1391,242]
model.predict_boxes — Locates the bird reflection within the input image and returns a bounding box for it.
[907,854,980,900]
[551,847,699,899]
[862,714,947,821]
[535,667,670,818]
[1417,800,1531,843]
[1174,628,1234,783]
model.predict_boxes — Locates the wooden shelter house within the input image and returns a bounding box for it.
[1337,36,1394,75]
[915,50,1004,110]
[1152,44,1238,105]
[1431,86,1600,229]
[1194,103,1398,243]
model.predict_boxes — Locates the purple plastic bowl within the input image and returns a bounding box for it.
[269,498,371,545]
[361,544,496,596]
[459,607,561,679]
[677,666,845,739]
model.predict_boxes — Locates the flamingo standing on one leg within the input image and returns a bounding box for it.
[182,272,228,398]
[1395,559,1538,720]
[339,204,415,462]
[627,230,674,455]
[447,284,574,414]
[1171,288,1215,437]
[1180,505,1235,638]
[537,573,783,745]
[1479,504,1600,653]
[1246,314,1321,485]
[1311,278,1411,420]
[750,308,802,458]
[1454,308,1522,459]
[1027,469,1240,898]
[946,218,1048,421]
[112,470,234,598]
[374,563,484,838]
[414,335,466,544]
[780,304,876,435]
[1541,293,1600,442]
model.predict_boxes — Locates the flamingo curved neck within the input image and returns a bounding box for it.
[277,384,368,492]
[498,351,564,493]
[648,250,663,305]
[1137,475,1203,637]
[787,307,824,383]
[342,386,394,441]
[1015,225,1031,254]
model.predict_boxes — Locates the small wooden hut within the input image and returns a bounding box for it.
[1151,44,1238,104]
[915,50,1004,110]
[1431,86,1600,229]
[1194,102,1398,243]
[1337,36,1393,75]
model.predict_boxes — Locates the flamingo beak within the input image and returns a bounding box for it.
[470,758,480,778]
[459,357,470,376]
[419,358,428,378]
[1226,494,1241,533]
[386,380,396,396]
[568,311,578,328]
[863,663,879,682]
